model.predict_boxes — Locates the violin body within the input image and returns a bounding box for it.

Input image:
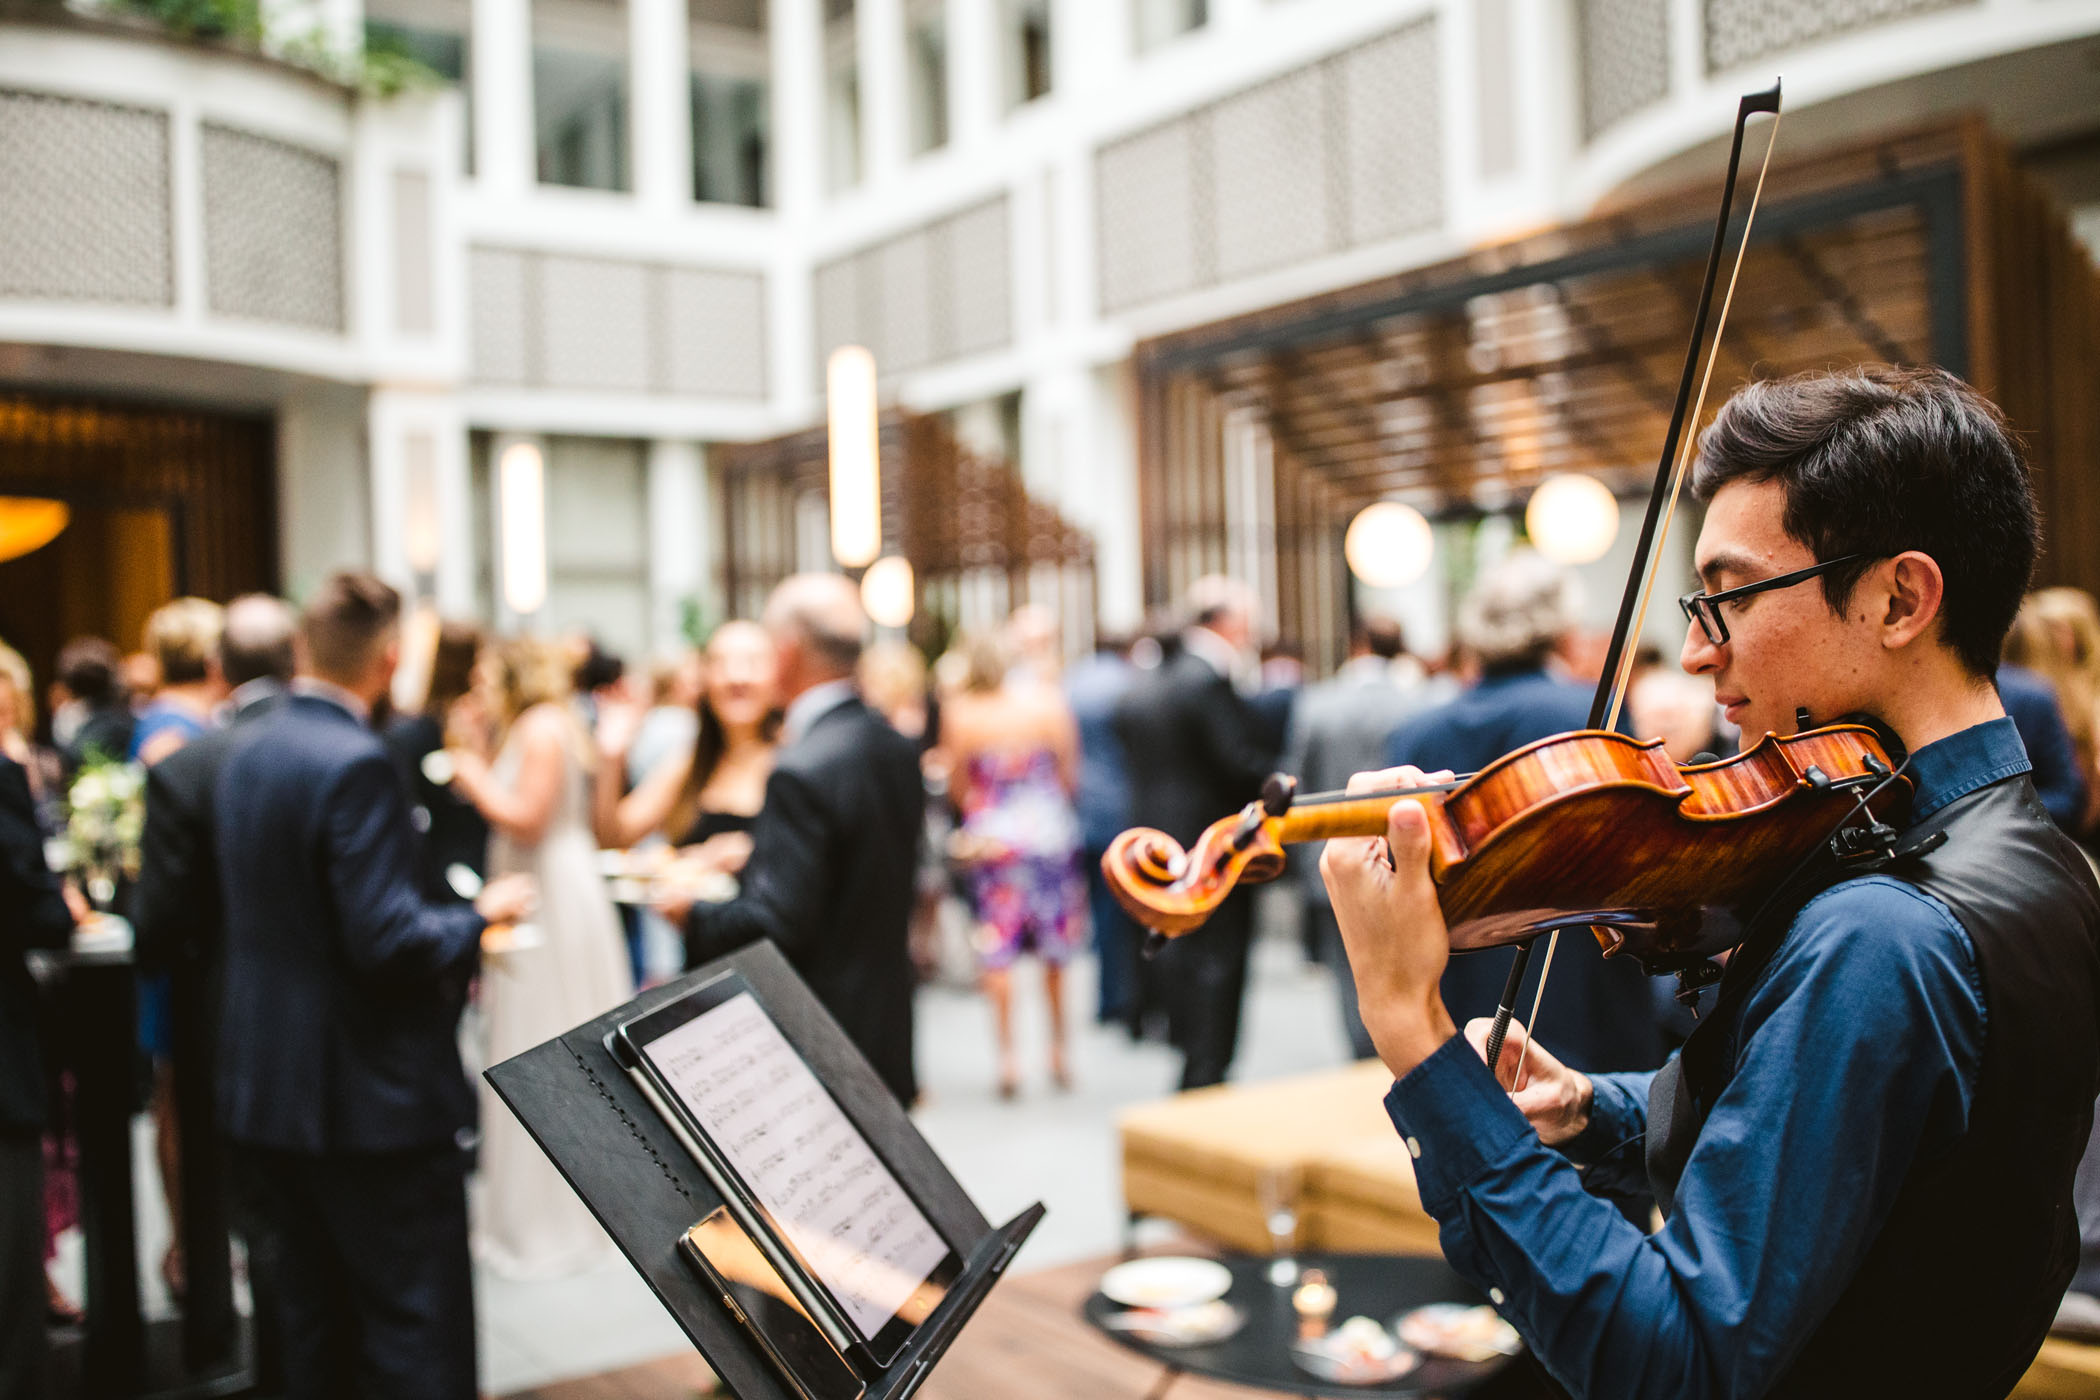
[1102,723,1910,974]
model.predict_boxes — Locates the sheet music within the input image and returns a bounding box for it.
[645,991,949,1340]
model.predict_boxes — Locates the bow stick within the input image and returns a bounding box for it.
[1482,81,1785,1084]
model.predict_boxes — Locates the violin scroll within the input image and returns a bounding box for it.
[1103,804,1290,936]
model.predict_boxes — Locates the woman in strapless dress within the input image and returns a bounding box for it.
[593,621,780,935]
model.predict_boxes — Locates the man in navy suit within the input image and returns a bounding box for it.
[215,573,532,1400]
[2,750,77,1400]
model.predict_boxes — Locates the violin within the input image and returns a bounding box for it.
[1102,722,1910,976]
[1103,80,1872,1053]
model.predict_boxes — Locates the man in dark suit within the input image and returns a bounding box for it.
[1114,576,1279,1089]
[1,749,76,1400]
[214,573,531,1400]
[132,593,297,1372]
[667,573,925,1105]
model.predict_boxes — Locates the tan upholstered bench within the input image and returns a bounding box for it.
[1118,1061,1441,1256]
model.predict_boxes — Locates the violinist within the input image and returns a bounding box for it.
[1324,366,2100,1399]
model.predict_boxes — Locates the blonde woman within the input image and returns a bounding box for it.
[447,636,632,1277]
[132,598,225,767]
[938,631,1084,1098]
[2005,587,2100,835]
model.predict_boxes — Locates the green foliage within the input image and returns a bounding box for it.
[105,0,441,96]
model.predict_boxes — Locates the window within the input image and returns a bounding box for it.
[1004,0,1051,109]
[534,0,630,192]
[690,0,770,206]
[824,0,860,193]
[1133,0,1205,54]
[365,0,471,173]
[906,0,948,156]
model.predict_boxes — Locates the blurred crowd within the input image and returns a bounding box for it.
[9,553,2100,1397]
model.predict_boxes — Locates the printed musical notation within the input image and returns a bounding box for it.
[646,993,948,1340]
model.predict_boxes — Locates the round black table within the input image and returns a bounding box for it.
[1083,1253,1534,1399]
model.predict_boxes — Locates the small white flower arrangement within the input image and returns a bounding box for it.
[60,755,145,908]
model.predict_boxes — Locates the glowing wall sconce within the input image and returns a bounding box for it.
[1345,501,1435,588]
[499,440,548,616]
[827,346,882,570]
[1525,473,1619,565]
[860,555,916,629]
[0,497,69,563]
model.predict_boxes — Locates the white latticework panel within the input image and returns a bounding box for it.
[0,89,171,305]
[539,254,650,391]
[201,123,344,331]
[945,197,1010,358]
[1211,66,1331,282]
[1334,20,1441,248]
[664,266,767,399]
[1096,115,1203,313]
[1705,0,1969,72]
[813,255,861,365]
[875,227,936,372]
[470,246,533,384]
[1579,0,1670,139]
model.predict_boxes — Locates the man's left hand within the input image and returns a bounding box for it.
[1319,766,1460,1077]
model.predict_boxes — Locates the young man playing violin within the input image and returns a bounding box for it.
[1325,365,2100,1399]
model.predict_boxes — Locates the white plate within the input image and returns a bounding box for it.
[1102,1300,1245,1347]
[1098,1257,1233,1310]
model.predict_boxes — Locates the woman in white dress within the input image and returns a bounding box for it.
[448,636,634,1278]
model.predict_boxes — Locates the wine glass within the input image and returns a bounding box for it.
[1256,1168,1301,1286]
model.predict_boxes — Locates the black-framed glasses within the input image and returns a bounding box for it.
[1678,553,1875,647]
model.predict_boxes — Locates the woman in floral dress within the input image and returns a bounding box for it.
[938,633,1085,1099]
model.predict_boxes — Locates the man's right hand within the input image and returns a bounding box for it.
[1463,1017,1593,1146]
[474,872,537,927]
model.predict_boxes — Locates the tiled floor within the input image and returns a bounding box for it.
[83,891,1364,1397]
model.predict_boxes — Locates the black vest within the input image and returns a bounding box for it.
[1647,772,2100,1398]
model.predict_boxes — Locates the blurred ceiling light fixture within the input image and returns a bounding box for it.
[0,497,69,563]
[1525,472,1620,565]
[861,555,916,629]
[499,440,548,616]
[1344,501,1435,589]
[827,345,882,569]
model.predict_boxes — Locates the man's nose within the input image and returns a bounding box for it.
[1681,621,1721,676]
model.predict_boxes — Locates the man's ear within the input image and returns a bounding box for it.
[1879,551,1947,651]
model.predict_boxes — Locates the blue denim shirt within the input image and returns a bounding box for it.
[1383,718,2020,1399]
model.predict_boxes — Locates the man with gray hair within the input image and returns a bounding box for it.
[1383,550,1667,1076]
[133,593,318,1379]
[674,573,927,1104]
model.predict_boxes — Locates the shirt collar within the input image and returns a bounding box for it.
[225,677,285,718]
[1181,626,1250,688]
[782,678,857,746]
[291,676,369,723]
[1902,715,2031,825]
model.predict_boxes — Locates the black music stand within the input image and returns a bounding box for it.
[484,942,1043,1400]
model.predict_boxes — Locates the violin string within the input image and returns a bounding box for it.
[1603,107,1784,736]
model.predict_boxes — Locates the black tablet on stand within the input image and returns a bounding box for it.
[484,942,1043,1400]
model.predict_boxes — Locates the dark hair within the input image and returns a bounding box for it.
[425,620,483,716]
[56,636,124,706]
[1356,615,1405,660]
[1692,366,2038,678]
[573,637,625,694]
[667,689,782,843]
[301,572,402,679]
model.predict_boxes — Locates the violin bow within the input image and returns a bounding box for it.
[1482,81,1785,1082]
